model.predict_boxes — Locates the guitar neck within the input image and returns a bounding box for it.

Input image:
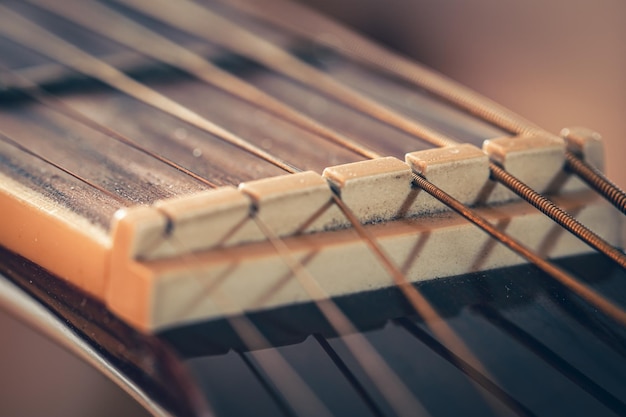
[0,1,625,417]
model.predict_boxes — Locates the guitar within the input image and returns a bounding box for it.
[0,1,624,416]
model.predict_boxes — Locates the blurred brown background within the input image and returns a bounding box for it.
[1,1,624,416]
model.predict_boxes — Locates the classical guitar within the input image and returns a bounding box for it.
[0,0,625,416]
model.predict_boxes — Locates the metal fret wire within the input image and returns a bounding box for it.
[0,1,620,414]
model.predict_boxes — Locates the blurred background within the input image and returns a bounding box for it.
[1,0,624,416]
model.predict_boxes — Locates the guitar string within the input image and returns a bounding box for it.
[2,1,620,410]
[6,0,626,247]
[341,171,626,408]
[8,0,492,396]
[255,201,561,416]
[488,163,626,269]
[6,42,623,274]
[214,0,626,269]
[160,209,431,417]
[0,28,616,417]
[473,305,626,416]
[0,14,436,416]
[2,2,620,412]
[111,0,459,148]
[0,96,416,415]
[219,0,626,215]
[143,0,626,328]
[411,172,626,327]
[0,7,616,417]
[25,0,381,160]
[0,86,503,417]
[108,0,626,269]
[0,4,298,174]
[8,0,616,316]
[216,0,540,136]
[0,8,433,416]
[563,151,626,215]
[211,0,625,269]
[0,20,512,417]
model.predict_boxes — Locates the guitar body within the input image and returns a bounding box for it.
[0,1,624,417]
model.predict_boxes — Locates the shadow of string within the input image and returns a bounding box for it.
[3,0,624,412]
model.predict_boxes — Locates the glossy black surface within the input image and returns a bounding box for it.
[2,243,625,417]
